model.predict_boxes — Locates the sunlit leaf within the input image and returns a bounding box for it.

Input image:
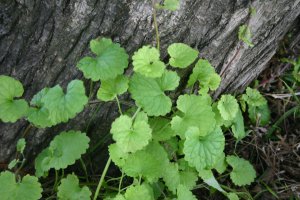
[129,70,179,116]
[77,38,129,81]
[0,75,29,122]
[110,115,152,153]
[57,174,91,200]
[171,94,215,138]
[226,155,256,186]
[183,126,225,171]
[132,46,165,78]
[97,75,129,101]
[35,131,90,177]
[168,43,198,68]
[0,171,42,200]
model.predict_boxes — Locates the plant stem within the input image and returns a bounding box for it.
[53,170,59,193]
[266,106,299,137]
[115,96,123,115]
[118,171,124,194]
[132,107,141,120]
[152,0,160,50]
[80,158,89,182]
[22,124,32,137]
[93,157,112,200]
[15,156,26,176]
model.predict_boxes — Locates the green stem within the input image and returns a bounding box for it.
[22,124,33,138]
[15,156,26,176]
[53,170,59,193]
[120,185,132,192]
[152,0,160,50]
[80,158,89,182]
[115,96,123,115]
[118,171,124,194]
[266,106,300,137]
[93,157,112,200]
[132,107,141,120]
[106,177,121,183]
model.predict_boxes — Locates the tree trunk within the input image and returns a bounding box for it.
[0,0,299,165]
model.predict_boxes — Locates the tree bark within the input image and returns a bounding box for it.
[0,0,299,165]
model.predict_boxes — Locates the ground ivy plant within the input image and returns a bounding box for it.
[0,0,268,199]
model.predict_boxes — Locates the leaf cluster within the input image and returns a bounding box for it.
[0,3,263,198]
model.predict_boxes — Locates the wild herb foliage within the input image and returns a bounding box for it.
[0,0,266,199]
[238,25,254,47]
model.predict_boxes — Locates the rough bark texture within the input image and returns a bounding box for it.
[0,0,299,165]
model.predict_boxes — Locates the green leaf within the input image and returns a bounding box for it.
[90,38,114,55]
[122,142,169,182]
[239,98,247,112]
[162,163,180,193]
[213,152,227,174]
[171,94,216,138]
[41,80,88,124]
[97,75,129,101]
[110,115,152,153]
[238,25,254,47]
[134,111,149,123]
[179,171,198,190]
[17,138,26,153]
[227,193,239,200]
[57,174,91,200]
[163,137,179,159]
[149,117,175,141]
[292,57,300,82]
[168,43,198,68]
[104,194,126,200]
[198,170,225,193]
[183,126,225,171]
[187,59,221,91]
[231,108,247,140]
[149,181,165,200]
[132,46,165,78]
[0,75,29,122]
[129,70,179,116]
[226,156,256,186]
[249,7,257,16]
[124,184,154,200]
[162,162,198,194]
[77,38,129,81]
[248,104,270,126]
[217,95,239,121]
[242,87,267,107]
[243,88,270,126]
[27,88,54,128]
[0,171,42,200]
[158,0,180,11]
[177,184,197,200]
[35,131,90,177]
[212,103,232,127]
[108,143,128,167]
[8,159,18,170]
